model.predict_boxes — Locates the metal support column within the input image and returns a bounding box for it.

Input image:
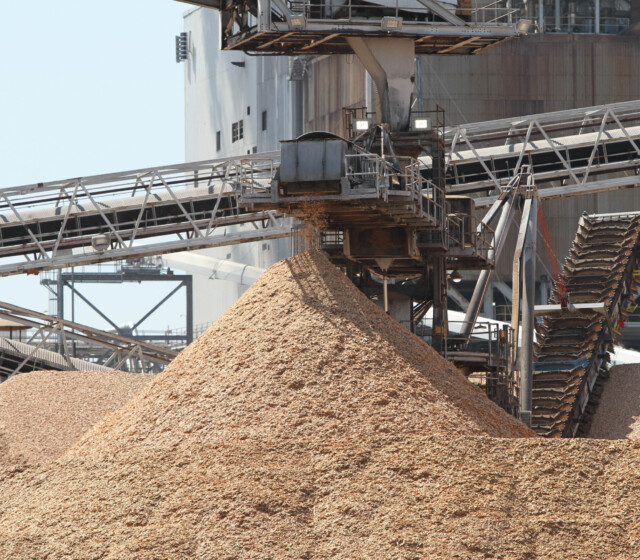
[56,270,64,353]
[186,277,194,344]
[519,197,538,426]
[432,257,448,355]
[258,0,271,32]
[462,193,517,339]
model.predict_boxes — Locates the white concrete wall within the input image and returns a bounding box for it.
[180,7,295,326]
[184,7,299,159]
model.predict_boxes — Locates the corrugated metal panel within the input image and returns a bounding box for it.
[304,55,365,136]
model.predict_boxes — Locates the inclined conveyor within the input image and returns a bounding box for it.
[532,212,640,437]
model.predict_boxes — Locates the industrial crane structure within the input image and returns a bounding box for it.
[1,0,640,435]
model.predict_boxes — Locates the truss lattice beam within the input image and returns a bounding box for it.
[0,154,287,275]
[441,100,640,198]
[0,300,178,377]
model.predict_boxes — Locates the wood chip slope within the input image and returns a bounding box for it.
[589,363,640,440]
[68,251,531,459]
[0,369,154,463]
[0,251,569,559]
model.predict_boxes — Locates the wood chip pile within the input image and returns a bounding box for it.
[0,369,154,463]
[589,363,640,440]
[68,250,531,458]
[2,251,640,558]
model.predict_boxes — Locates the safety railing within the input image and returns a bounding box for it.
[447,320,512,358]
[541,15,630,34]
[446,319,519,415]
[236,158,279,200]
[283,0,520,25]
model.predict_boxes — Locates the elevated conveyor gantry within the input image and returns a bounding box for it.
[444,100,640,207]
[532,212,640,437]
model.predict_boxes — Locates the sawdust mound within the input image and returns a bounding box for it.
[3,252,640,558]
[589,363,640,440]
[69,250,531,458]
[0,370,154,463]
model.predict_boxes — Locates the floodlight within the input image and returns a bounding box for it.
[515,19,532,34]
[381,16,403,31]
[175,32,188,63]
[91,233,111,253]
[287,14,306,30]
[411,117,431,131]
[450,270,463,284]
[354,118,370,132]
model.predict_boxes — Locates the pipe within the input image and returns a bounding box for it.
[519,196,538,426]
[461,193,517,339]
[383,277,389,313]
[162,253,264,286]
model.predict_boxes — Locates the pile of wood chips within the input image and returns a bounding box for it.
[2,251,640,559]
[0,369,154,463]
[589,363,640,440]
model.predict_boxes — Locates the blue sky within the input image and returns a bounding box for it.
[0,1,192,331]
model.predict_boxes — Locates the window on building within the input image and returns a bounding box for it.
[216,131,221,152]
[252,146,257,154]
[262,110,267,131]
[247,106,251,115]
[232,120,244,143]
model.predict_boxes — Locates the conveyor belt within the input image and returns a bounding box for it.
[532,213,640,437]
[0,336,113,381]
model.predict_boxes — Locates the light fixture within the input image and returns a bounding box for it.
[354,118,370,132]
[450,270,463,284]
[91,233,111,253]
[515,19,532,35]
[411,117,431,131]
[287,14,306,30]
[175,32,188,63]
[381,16,403,31]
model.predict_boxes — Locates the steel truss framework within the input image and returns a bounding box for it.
[0,301,178,379]
[441,100,640,207]
[0,154,290,276]
[0,102,638,279]
[41,258,194,348]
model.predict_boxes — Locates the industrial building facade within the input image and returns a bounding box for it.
[182,4,640,346]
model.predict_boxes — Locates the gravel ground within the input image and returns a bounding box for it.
[0,369,154,463]
[589,363,640,440]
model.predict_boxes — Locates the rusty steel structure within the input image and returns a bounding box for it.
[177,0,524,56]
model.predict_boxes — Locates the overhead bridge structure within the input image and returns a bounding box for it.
[0,300,178,380]
[1,102,639,277]
[0,155,290,277]
[439,100,640,207]
[178,0,524,56]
